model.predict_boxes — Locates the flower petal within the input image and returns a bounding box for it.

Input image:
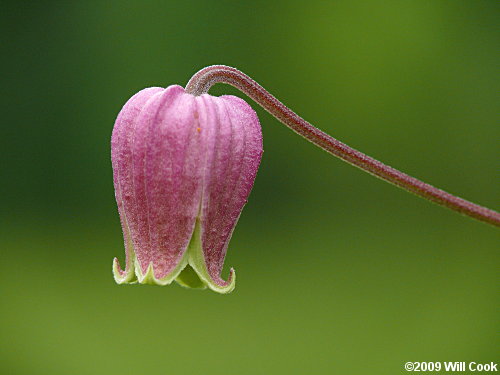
[111,87,163,283]
[188,94,262,292]
[131,85,204,284]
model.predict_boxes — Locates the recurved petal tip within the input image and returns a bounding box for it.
[112,257,137,284]
[179,218,236,294]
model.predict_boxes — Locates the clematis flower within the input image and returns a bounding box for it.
[111,85,263,293]
[112,66,499,296]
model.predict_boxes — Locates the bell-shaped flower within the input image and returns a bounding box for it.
[111,85,262,293]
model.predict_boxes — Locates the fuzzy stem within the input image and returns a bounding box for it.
[185,65,499,227]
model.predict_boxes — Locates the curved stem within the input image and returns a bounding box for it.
[186,65,500,227]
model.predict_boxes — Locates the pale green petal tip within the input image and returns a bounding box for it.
[134,256,189,286]
[183,218,236,294]
[112,254,188,287]
[136,263,156,285]
[112,257,137,284]
[208,269,235,294]
[189,260,236,294]
[112,255,235,293]
[112,218,236,294]
[176,267,236,294]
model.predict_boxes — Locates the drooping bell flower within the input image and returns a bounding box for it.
[112,67,500,296]
[111,85,263,293]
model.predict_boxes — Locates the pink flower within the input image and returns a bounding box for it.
[111,85,263,293]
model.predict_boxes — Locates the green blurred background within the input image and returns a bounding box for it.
[1,1,498,374]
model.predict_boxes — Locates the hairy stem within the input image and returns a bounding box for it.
[185,65,499,227]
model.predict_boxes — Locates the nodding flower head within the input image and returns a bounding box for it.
[111,85,263,293]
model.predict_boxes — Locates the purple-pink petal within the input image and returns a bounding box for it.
[111,86,164,280]
[198,95,263,287]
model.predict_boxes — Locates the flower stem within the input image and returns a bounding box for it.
[186,65,499,227]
